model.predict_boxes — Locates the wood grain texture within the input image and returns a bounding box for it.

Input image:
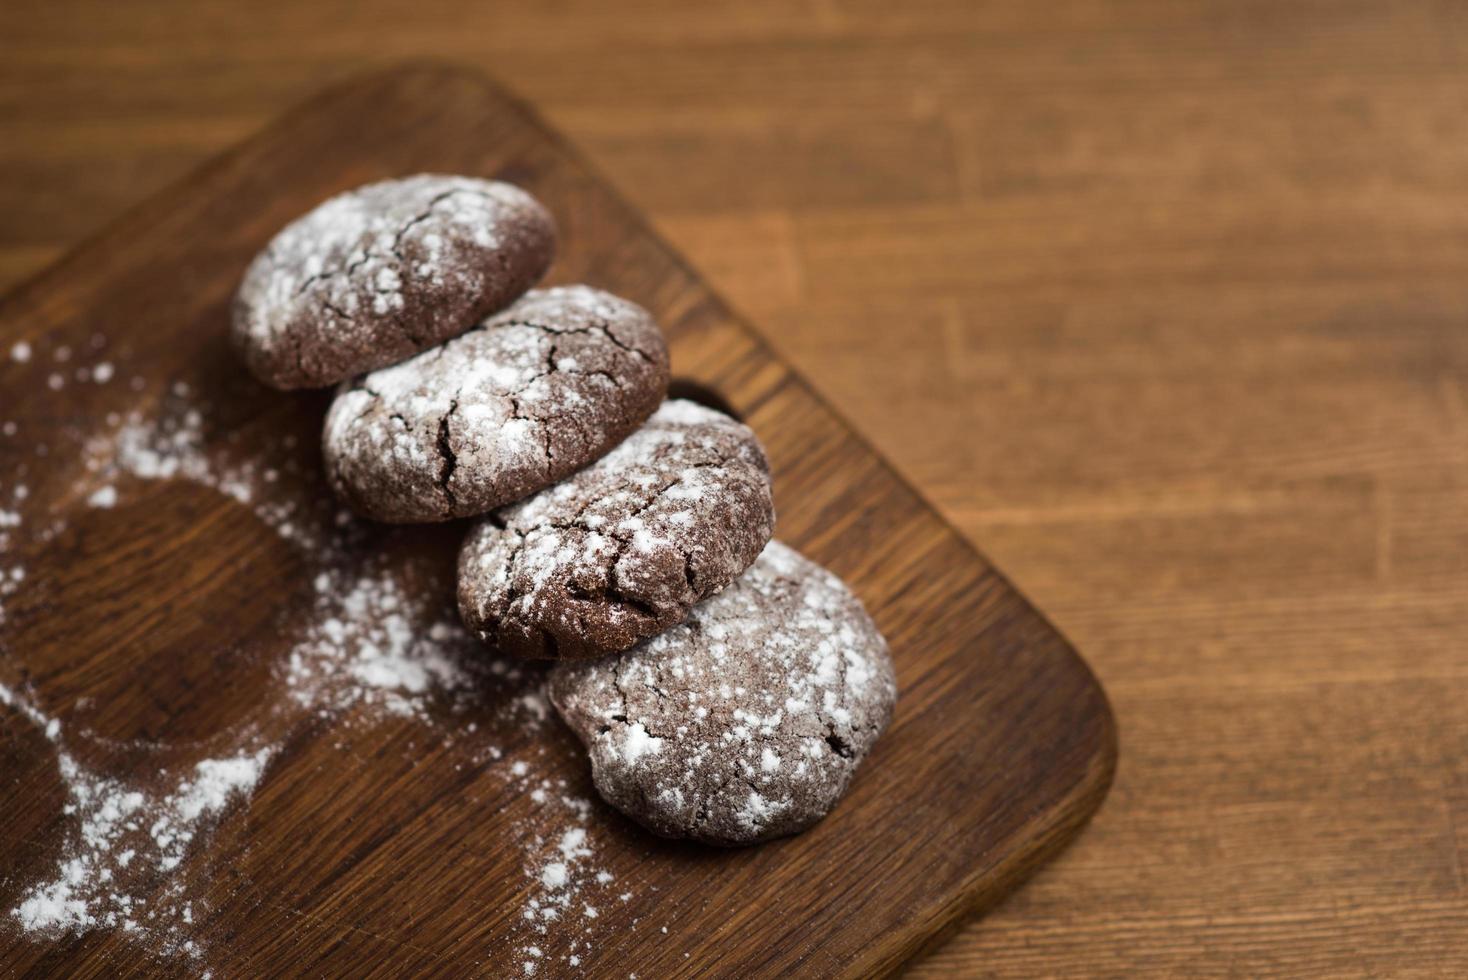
[0,67,1114,976]
[3,2,1468,974]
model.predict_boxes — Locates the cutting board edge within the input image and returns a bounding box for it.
[869,707,1117,977]
[0,61,1120,974]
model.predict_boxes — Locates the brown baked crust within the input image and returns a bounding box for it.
[231,174,555,389]
[548,541,897,847]
[457,400,775,660]
[322,286,669,523]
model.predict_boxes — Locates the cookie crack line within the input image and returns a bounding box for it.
[298,188,510,352]
[341,327,652,518]
[347,383,385,427]
[524,455,733,602]
[602,530,679,619]
[436,398,460,511]
[594,323,656,364]
[483,526,528,629]
[566,578,661,625]
[237,177,567,390]
[390,189,485,262]
[290,187,491,299]
[609,662,633,730]
[608,659,672,740]
[824,726,853,759]
[494,317,658,364]
[487,443,757,633]
[336,293,661,431]
[510,449,744,539]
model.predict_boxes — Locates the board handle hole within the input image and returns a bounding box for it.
[667,378,742,421]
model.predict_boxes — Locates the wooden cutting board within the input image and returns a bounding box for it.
[0,65,1115,977]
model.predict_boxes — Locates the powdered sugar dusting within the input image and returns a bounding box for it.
[323,284,668,522]
[86,485,117,508]
[284,564,504,722]
[232,175,554,388]
[80,405,323,548]
[509,787,623,975]
[0,484,25,625]
[550,541,897,845]
[458,398,773,659]
[2,680,269,958]
[2,348,638,970]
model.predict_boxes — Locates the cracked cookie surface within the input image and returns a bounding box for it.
[323,285,669,523]
[549,541,896,846]
[232,174,555,389]
[457,399,775,661]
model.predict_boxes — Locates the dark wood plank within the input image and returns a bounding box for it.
[0,66,1114,977]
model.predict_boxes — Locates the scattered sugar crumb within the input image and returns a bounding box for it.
[87,486,117,509]
[4,374,631,971]
[512,795,622,969]
[4,681,269,952]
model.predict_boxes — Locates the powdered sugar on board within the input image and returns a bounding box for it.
[0,482,25,626]
[503,776,630,975]
[4,678,269,961]
[0,337,641,972]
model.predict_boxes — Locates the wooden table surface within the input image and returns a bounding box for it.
[2,2,1465,976]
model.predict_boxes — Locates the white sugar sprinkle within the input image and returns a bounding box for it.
[5,375,633,970]
[86,485,117,509]
[5,678,270,951]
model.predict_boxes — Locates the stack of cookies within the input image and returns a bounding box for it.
[232,175,897,846]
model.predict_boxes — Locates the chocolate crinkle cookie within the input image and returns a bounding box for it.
[323,285,670,523]
[457,399,775,661]
[232,174,555,389]
[549,541,897,846]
